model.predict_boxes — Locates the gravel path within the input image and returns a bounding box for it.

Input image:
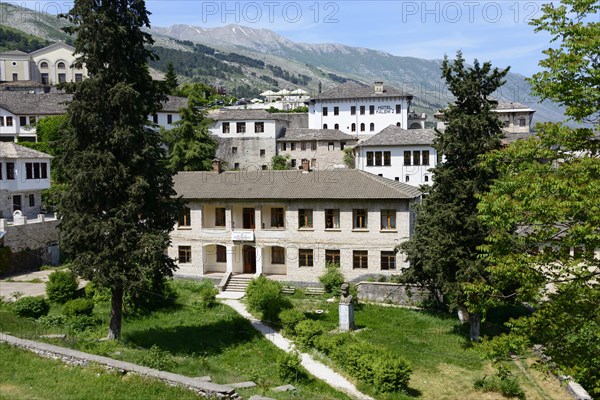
[222,299,374,400]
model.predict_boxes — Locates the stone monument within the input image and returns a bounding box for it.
[338,283,355,332]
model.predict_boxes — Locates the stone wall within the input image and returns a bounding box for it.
[357,281,431,306]
[214,136,277,170]
[275,113,308,129]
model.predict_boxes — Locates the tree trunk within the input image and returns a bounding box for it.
[107,285,123,340]
[469,312,481,342]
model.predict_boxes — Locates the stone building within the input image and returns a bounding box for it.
[277,128,358,170]
[169,168,421,283]
[307,81,426,135]
[355,126,438,186]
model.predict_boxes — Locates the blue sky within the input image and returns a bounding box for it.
[13,1,556,76]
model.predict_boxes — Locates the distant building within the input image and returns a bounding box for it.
[277,128,358,170]
[355,126,438,186]
[307,81,426,135]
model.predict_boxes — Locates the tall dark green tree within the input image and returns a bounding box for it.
[57,0,179,340]
[400,51,509,341]
[164,62,179,95]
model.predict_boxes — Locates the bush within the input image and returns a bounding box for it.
[85,282,110,303]
[314,333,353,354]
[37,314,66,328]
[139,344,175,371]
[319,262,345,296]
[66,315,97,332]
[62,298,94,318]
[294,319,324,347]
[474,375,525,400]
[13,296,50,319]
[278,351,301,382]
[372,355,412,393]
[246,275,291,322]
[279,309,306,336]
[195,279,219,309]
[46,270,78,303]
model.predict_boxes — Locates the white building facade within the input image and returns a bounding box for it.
[169,169,421,283]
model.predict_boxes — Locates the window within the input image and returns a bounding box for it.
[380,209,396,230]
[323,124,328,129]
[396,122,401,127]
[6,117,13,127]
[353,209,367,229]
[57,62,66,69]
[255,122,264,133]
[351,123,356,132]
[291,143,296,151]
[299,249,313,267]
[381,251,396,270]
[298,209,313,228]
[261,165,267,170]
[178,246,192,263]
[260,149,266,157]
[0,117,3,126]
[41,73,49,85]
[328,142,334,151]
[334,123,339,130]
[369,105,375,115]
[271,207,284,228]
[311,141,317,151]
[370,123,375,132]
[281,142,287,151]
[222,122,230,133]
[353,251,368,269]
[231,147,237,154]
[75,73,83,82]
[58,73,66,83]
[272,247,285,264]
[234,163,240,169]
[215,207,226,227]
[167,114,173,124]
[396,104,401,114]
[424,175,429,182]
[360,106,365,115]
[40,61,48,69]
[30,116,36,125]
[384,151,391,166]
[326,250,341,266]
[413,150,421,166]
[395,177,399,181]
[323,107,328,116]
[25,162,44,179]
[216,245,227,263]
[366,152,374,166]
[422,150,430,165]
[360,123,365,132]
[301,142,306,151]
[519,118,526,127]
[152,114,158,123]
[12,73,18,81]
[325,209,340,229]
[340,142,346,150]
[6,163,15,180]
[351,106,356,115]
[375,152,382,166]
[291,159,297,167]
[28,194,35,207]
[179,206,191,227]
[41,163,47,179]
[405,175,410,182]
[404,151,411,166]
[334,106,339,115]
[19,116,27,126]
[236,122,246,133]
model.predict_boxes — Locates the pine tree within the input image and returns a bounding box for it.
[57,0,179,340]
[400,51,509,341]
[164,62,179,95]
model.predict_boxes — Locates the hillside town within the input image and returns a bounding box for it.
[0,1,598,399]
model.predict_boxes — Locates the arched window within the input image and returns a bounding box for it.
[334,123,339,130]
[40,61,48,69]
[370,123,375,131]
[351,123,356,132]
[323,124,328,129]
[57,62,66,69]
[360,123,365,131]
[396,122,401,127]
[424,175,429,182]
[405,175,410,182]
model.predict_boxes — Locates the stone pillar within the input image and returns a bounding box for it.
[226,245,234,273]
[339,303,355,332]
[255,246,263,276]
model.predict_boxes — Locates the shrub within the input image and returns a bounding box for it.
[139,344,175,371]
[37,314,66,328]
[372,355,412,393]
[278,351,301,382]
[66,315,97,332]
[474,375,525,400]
[46,270,78,303]
[314,333,353,355]
[62,298,94,318]
[319,262,345,296]
[196,279,219,308]
[13,296,49,319]
[246,275,291,322]
[294,319,324,347]
[85,282,110,303]
[279,309,306,336]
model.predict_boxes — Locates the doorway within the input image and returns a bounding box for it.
[12,195,22,212]
[242,245,256,274]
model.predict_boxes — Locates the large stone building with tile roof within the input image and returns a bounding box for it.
[169,168,421,283]
[355,126,438,186]
[307,81,426,135]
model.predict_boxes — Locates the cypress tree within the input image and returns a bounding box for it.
[57,0,179,340]
[164,62,179,95]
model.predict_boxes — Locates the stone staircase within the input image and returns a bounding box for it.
[223,275,253,293]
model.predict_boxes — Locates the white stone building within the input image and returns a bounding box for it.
[355,126,438,186]
[277,128,358,170]
[169,168,421,283]
[307,81,426,135]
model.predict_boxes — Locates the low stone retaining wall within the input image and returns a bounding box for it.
[0,333,241,399]
[356,281,431,306]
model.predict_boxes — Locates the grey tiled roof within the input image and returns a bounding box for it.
[309,82,412,102]
[161,96,188,112]
[174,169,421,200]
[277,128,358,142]
[208,109,286,121]
[360,126,436,146]
[0,80,48,89]
[0,142,52,159]
[0,50,28,56]
[495,101,535,111]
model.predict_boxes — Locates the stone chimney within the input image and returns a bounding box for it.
[301,159,310,172]
[374,81,384,94]
[212,158,223,173]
